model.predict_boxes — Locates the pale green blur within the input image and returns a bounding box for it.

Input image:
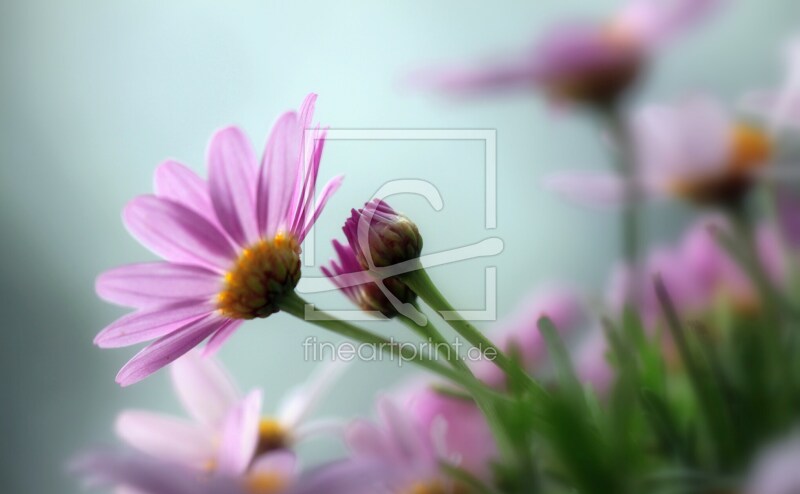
[0,1,796,492]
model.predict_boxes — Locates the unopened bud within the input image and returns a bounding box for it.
[343,200,423,270]
[322,240,416,318]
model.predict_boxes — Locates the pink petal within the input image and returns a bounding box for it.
[288,126,325,230]
[277,359,350,429]
[207,127,260,248]
[201,320,243,357]
[170,349,241,429]
[346,420,389,458]
[258,111,301,237]
[115,410,215,466]
[250,451,298,479]
[115,314,227,386]
[123,195,237,272]
[616,0,721,48]
[377,397,434,464]
[298,175,344,241]
[543,171,627,208]
[153,160,217,224]
[216,389,262,476]
[95,300,215,348]
[96,262,221,309]
[408,57,540,95]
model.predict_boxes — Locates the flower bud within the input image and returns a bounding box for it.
[343,200,423,270]
[322,240,416,318]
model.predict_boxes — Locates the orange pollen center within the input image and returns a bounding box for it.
[246,471,288,494]
[255,418,289,455]
[405,480,450,494]
[669,123,772,202]
[217,234,301,320]
[729,123,772,173]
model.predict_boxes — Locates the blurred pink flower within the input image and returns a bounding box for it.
[607,215,785,325]
[745,431,800,494]
[95,93,343,386]
[73,448,383,494]
[413,0,719,105]
[396,379,498,481]
[346,397,462,493]
[116,351,348,479]
[547,96,774,207]
[742,36,800,133]
[573,328,614,395]
[472,287,588,388]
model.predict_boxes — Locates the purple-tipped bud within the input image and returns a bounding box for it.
[343,200,423,270]
[322,240,416,318]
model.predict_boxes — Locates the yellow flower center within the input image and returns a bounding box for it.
[217,234,301,320]
[730,123,772,173]
[246,472,288,494]
[670,123,772,203]
[405,480,450,494]
[255,418,290,455]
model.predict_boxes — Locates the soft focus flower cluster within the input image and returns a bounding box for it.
[78,1,800,493]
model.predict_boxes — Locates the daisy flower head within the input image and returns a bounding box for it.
[346,396,463,494]
[95,94,343,386]
[547,96,774,208]
[73,447,377,494]
[414,0,720,107]
[115,350,348,487]
[633,97,772,205]
[397,379,498,482]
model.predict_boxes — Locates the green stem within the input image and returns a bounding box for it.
[398,304,471,374]
[728,206,786,322]
[653,275,733,470]
[399,303,526,466]
[725,206,795,422]
[602,106,640,304]
[279,291,483,396]
[399,266,549,403]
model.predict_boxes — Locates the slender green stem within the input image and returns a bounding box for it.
[279,291,483,395]
[725,206,796,419]
[602,106,640,305]
[400,266,549,403]
[398,304,472,374]
[654,275,733,469]
[728,206,788,322]
[439,461,496,494]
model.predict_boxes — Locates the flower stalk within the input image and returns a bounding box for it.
[399,265,550,403]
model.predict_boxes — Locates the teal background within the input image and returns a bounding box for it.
[0,1,796,492]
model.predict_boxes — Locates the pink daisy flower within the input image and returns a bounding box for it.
[546,96,774,207]
[73,447,383,494]
[396,379,498,482]
[413,0,720,105]
[346,397,463,493]
[116,351,349,479]
[745,431,800,494]
[95,93,343,386]
[605,215,784,325]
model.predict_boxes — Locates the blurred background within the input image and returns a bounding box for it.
[0,1,797,492]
